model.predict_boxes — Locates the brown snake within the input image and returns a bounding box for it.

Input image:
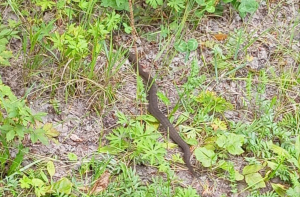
[127,51,195,175]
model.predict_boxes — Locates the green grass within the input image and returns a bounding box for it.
[0,0,300,196]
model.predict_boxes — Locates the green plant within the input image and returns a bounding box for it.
[174,38,198,61]
[175,186,199,197]
[193,90,233,114]
[247,191,279,197]
[231,0,259,18]
[19,161,73,197]
[194,0,259,18]
[50,99,61,115]
[101,163,147,196]
[180,58,206,113]
[194,132,245,168]
[145,176,173,196]
[218,160,244,193]
[145,0,163,9]
[286,172,300,197]
[101,0,129,11]
[0,79,48,176]
[242,164,266,189]
[279,111,300,135]
[50,10,120,60]
[167,0,186,12]
[195,146,218,167]
[34,0,56,11]
[196,0,220,13]
[100,112,170,170]
[0,23,19,66]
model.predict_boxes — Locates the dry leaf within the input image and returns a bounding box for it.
[89,171,110,195]
[70,134,83,142]
[44,123,60,138]
[213,33,228,41]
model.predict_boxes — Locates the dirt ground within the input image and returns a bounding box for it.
[1,1,300,196]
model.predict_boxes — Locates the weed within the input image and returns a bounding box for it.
[247,191,279,197]
[1,0,299,196]
[0,23,18,66]
[102,112,169,170]
[18,161,73,197]
[0,79,48,176]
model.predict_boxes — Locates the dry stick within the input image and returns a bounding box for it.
[128,0,138,59]
[128,0,143,118]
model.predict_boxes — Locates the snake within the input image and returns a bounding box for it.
[127,51,195,175]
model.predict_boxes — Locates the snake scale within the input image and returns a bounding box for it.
[127,51,195,175]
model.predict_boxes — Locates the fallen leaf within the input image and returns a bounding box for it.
[213,33,228,41]
[70,134,83,142]
[89,171,110,195]
[44,123,60,138]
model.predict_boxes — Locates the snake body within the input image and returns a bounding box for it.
[127,52,194,174]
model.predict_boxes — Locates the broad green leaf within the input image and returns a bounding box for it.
[67,153,78,161]
[33,112,47,122]
[0,38,8,46]
[98,145,122,154]
[178,125,198,145]
[245,173,266,189]
[242,164,263,175]
[6,130,15,141]
[195,0,205,6]
[0,29,11,37]
[174,41,188,53]
[15,124,25,138]
[271,143,291,158]
[0,51,13,66]
[216,133,244,155]
[271,183,287,197]
[211,118,227,131]
[238,0,259,14]
[187,38,198,51]
[52,177,73,194]
[267,161,278,170]
[31,178,45,187]
[31,128,48,145]
[0,50,13,58]
[235,171,244,181]
[195,147,217,167]
[206,5,215,13]
[123,23,132,34]
[47,161,55,178]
